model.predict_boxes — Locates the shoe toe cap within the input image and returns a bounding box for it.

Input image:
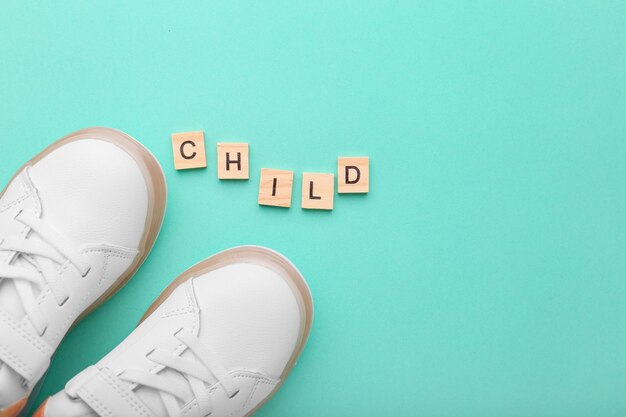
[193,260,306,377]
[28,135,152,249]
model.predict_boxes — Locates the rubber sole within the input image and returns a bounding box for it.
[138,245,314,417]
[0,127,167,417]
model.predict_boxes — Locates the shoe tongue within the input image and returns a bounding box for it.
[70,283,203,416]
[0,169,42,405]
[0,169,43,322]
[133,368,194,417]
[132,345,200,417]
[133,386,169,417]
[111,284,203,417]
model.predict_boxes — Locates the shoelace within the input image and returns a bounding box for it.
[0,210,91,336]
[120,329,239,417]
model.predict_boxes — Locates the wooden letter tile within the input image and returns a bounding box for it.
[301,173,334,210]
[338,156,369,193]
[258,168,294,208]
[217,143,249,179]
[172,131,207,170]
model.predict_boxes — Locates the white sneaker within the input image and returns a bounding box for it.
[34,246,313,417]
[0,128,167,417]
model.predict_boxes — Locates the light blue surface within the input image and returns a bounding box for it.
[1,1,626,415]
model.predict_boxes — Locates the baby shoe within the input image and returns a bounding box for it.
[0,127,166,416]
[35,246,313,417]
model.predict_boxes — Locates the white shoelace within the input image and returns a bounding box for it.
[0,210,91,336]
[120,329,239,417]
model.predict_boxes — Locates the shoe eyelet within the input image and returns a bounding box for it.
[12,209,23,221]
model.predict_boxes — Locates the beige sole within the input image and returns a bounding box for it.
[138,246,314,417]
[0,127,167,417]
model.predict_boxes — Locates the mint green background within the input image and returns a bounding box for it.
[1,1,626,416]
